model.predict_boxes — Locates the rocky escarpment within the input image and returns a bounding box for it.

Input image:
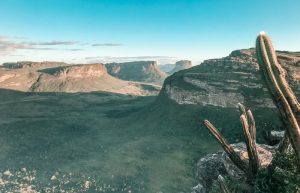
[159,49,300,108]
[39,63,108,78]
[2,61,68,69]
[30,63,161,95]
[0,62,161,95]
[105,61,167,84]
[168,60,192,75]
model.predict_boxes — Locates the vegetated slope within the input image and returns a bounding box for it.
[105,61,167,84]
[0,62,161,96]
[168,60,192,75]
[149,49,300,143]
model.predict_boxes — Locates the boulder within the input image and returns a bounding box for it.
[192,143,275,193]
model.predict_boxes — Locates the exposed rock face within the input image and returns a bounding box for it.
[168,60,192,74]
[30,63,161,95]
[105,61,167,84]
[160,49,300,108]
[192,143,275,193]
[266,130,285,145]
[0,62,161,95]
[44,63,107,78]
[192,153,226,193]
[2,61,67,69]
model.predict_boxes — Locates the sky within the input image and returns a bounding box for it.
[0,0,300,65]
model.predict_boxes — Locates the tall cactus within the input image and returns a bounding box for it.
[256,32,300,166]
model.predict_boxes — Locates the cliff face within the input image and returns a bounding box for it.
[168,60,192,75]
[159,49,300,108]
[105,61,167,84]
[44,63,108,78]
[2,61,68,69]
[0,63,161,95]
[29,63,161,95]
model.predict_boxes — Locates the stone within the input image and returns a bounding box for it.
[160,49,300,107]
[193,143,276,193]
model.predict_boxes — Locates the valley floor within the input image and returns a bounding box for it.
[0,89,218,193]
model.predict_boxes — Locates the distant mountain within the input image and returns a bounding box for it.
[105,61,167,84]
[0,62,161,96]
[159,63,175,73]
[168,60,192,75]
[2,61,68,69]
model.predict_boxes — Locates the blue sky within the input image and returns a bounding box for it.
[0,0,300,65]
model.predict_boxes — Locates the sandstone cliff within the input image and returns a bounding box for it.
[30,64,160,95]
[143,49,300,145]
[168,60,192,75]
[2,61,68,69]
[0,63,161,96]
[159,49,300,108]
[105,61,167,84]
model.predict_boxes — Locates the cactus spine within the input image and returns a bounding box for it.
[256,32,300,166]
[203,120,249,173]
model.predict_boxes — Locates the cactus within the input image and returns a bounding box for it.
[256,32,300,166]
[203,103,260,180]
[203,119,249,173]
[217,175,230,193]
[239,108,260,179]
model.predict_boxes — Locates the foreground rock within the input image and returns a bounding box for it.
[192,143,275,193]
[266,131,285,145]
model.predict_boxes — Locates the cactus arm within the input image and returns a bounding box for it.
[263,35,300,118]
[203,120,249,173]
[238,103,247,116]
[238,104,257,142]
[240,115,260,178]
[256,33,300,165]
[246,110,256,142]
[217,175,231,193]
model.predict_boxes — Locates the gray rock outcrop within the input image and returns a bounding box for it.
[192,143,275,193]
[160,49,300,108]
